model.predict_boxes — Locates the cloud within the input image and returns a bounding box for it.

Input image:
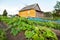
[57,0,60,1]
[0,0,58,15]
[0,3,25,15]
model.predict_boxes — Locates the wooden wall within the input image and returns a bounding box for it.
[19,9,36,18]
[36,11,44,18]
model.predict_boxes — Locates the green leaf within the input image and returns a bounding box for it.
[25,30,34,39]
[11,28,19,36]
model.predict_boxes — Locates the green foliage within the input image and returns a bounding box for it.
[32,34,44,40]
[0,29,7,40]
[54,1,60,10]
[0,16,58,40]
[25,30,35,39]
[36,21,60,30]
[11,28,20,36]
[2,9,8,16]
[53,1,60,17]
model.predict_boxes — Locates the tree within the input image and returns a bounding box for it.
[3,9,8,16]
[54,1,60,17]
[54,1,60,10]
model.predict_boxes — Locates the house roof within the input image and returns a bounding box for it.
[19,3,41,12]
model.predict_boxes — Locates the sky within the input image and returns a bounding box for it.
[0,0,60,15]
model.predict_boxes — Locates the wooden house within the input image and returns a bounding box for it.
[44,12,53,19]
[18,3,44,18]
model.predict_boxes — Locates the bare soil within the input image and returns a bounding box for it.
[6,30,26,40]
[0,21,60,40]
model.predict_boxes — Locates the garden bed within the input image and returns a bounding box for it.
[0,17,59,40]
[6,29,60,40]
[52,29,60,40]
[6,30,26,40]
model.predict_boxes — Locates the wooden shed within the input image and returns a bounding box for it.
[18,3,44,18]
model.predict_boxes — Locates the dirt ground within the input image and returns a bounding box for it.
[0,21,27,40]
[52,29,60,40]
[0,21,60,40]
[6,30,26,40]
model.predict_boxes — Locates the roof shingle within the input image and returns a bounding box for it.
[19,3,41,11]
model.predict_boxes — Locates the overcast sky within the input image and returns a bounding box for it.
[0,0,60,15]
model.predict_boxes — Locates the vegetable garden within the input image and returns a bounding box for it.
[0,16,60,40]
